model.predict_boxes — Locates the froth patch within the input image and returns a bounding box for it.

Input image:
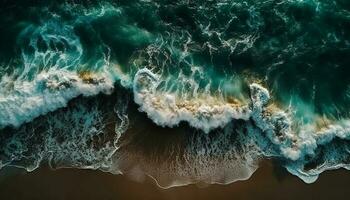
[0,69,115,128]
[133,68,251,133]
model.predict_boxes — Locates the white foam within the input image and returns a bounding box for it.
[0,69,115,128]
[132,68,350,157]
[247,83,350,183]
[249,84,350,162]
[132,68,251,133]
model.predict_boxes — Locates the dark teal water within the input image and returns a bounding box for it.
[1,0,350,187]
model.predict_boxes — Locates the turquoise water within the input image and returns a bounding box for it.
[0,0,350,187]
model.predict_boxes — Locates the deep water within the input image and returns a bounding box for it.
[0,0,350,187]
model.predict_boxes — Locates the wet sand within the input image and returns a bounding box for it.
[0,160,349,200]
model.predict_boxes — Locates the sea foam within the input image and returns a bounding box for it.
[133,68,251,133]
[0,69,115,128]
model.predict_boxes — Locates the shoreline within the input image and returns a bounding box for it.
[0,160,349,200]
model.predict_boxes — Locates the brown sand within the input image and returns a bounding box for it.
[0,160,349,200]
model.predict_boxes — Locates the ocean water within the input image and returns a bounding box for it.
[0,0,350,187]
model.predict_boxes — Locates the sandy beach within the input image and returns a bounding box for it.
[0,160,349,200]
